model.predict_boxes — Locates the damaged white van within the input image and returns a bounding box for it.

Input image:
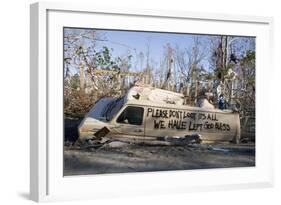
[78,85,240,144]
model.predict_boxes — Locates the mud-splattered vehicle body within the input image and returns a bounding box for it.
[78,85,240,144]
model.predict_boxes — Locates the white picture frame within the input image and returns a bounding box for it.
[30,2,274,202]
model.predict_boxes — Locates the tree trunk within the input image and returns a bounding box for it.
[79,64,85,94]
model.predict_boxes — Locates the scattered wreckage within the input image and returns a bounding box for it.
[77,84,241,146]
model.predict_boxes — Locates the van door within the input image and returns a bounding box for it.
[111,106,145,143]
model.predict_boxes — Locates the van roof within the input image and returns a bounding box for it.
[125,85,184,106]
[124,85,234,114]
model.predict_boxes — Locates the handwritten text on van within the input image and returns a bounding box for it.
[146,108,231,131]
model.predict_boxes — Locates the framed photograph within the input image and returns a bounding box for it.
[30,2,274,202]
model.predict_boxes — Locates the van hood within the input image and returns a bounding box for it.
[78,97,121,139]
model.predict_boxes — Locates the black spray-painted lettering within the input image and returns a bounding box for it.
[147,107,231,131]
[198,113,218,121]
[215,122,231,131]
[188,122,203,131]
[204,121,214,129]
[147,108,169,118]
[154,120,166,129]
[168,119,187,130]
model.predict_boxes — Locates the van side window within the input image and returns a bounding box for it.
[116,106,144,125]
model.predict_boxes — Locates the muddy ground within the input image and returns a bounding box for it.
[64,142,255,176]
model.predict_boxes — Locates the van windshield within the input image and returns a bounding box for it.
[103,97,125,121]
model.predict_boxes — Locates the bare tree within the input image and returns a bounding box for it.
[161,43,174,90]
[174,37,206,104]
[143,38,153,84]
[64,28,102,93]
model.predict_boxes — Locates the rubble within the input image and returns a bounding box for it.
[102,141,130,148]
[64,142,255,176]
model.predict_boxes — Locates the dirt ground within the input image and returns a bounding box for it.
[63,142,255,176]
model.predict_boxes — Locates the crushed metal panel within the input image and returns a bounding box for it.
[94,126,111,139]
